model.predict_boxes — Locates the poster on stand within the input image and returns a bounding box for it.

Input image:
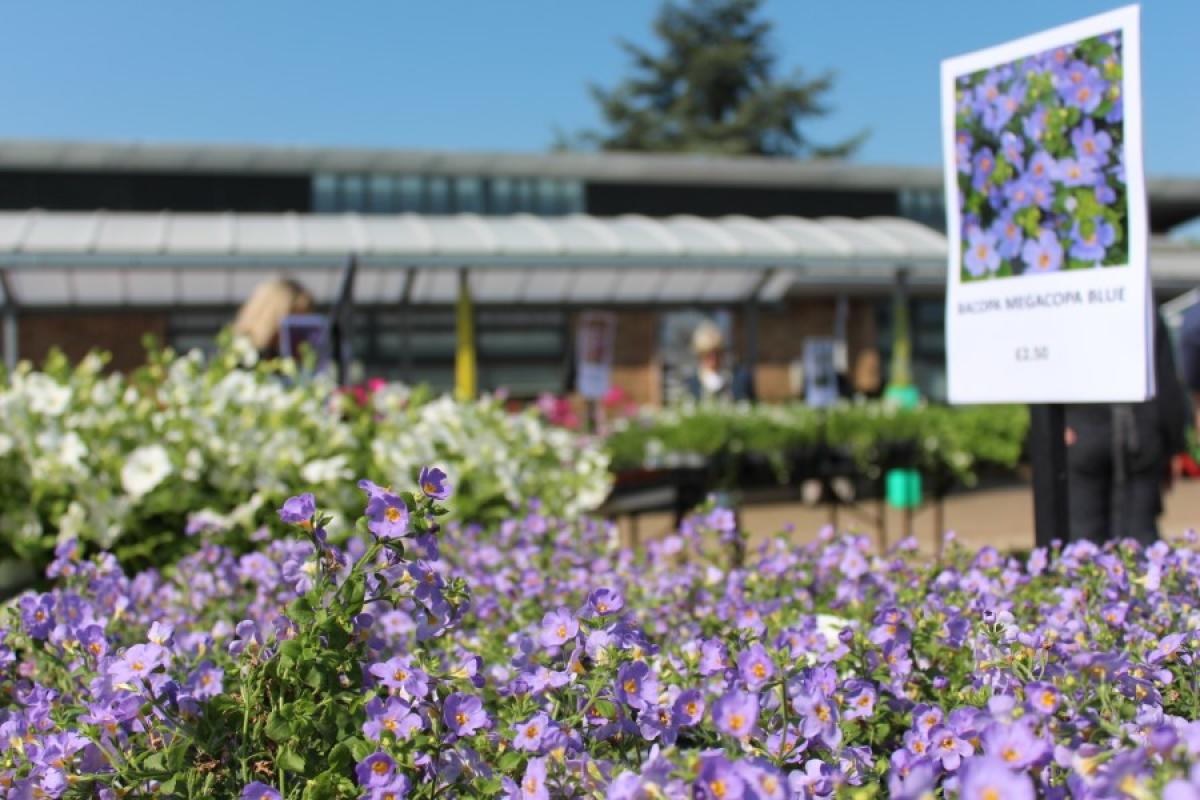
[941,5,1150,403]
[803,338,840,407]
[575,312,616,399]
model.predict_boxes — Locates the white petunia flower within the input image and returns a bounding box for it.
[121,445,172,500]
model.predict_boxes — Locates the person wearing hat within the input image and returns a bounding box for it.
[684,321,756,402]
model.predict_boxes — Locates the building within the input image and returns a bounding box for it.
[0,139,1197,402]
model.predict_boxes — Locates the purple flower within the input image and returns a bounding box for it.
[1069,217,1116,263]
[699,639,729,676]
[363,696,422,741]
[673,689,706,726]
[1072,118,1113,165]
[368,656,429,698]
[615,661,659,711]
[982,721,1045,769]
[737,643,775,690]
[19,595,54,640]
[712,689,759,738]
[964,227,1000,278]
[278,493,315,524]
[1003,176,1037,210]
[356,751,398,788]
[1055,156,1100,187]
[1026,150,1056,183]
[794,689,840,747]
[788,759,834,798]
[512,712,552,751]
[958,755,1034,800]
[109,643,168,685]
[418,466,451,500]
[990,215,1024,260]
[586,587,623,617]
[971,148,996,192]
[1000,131,1025,170]
[1021,229,1064,274]
[241,783,281,800]
[843,681,876,721]
[1022,103,1049,142]
[366,491,409,539]
[512,757,549,800]
[539,608,578,648]
[187,661,224,701]
[929,724,974,770]
[697,754,745,800]
[1057,60,1106,113]
[443,693,488,737]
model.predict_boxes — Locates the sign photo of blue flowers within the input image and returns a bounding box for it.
[955,30,1126,281]
[941,6,1152,404]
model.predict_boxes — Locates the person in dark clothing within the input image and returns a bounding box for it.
[1065,312,1191,544]
[1179,301,1200,431]
[684,321,756,402]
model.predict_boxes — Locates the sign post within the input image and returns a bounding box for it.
[940,6,1149,546]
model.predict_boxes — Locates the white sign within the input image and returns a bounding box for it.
[941,5,1151,403]
[804,338,840,407]
[575,312,616,399]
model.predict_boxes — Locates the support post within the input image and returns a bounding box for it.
[0,269,17,373]
[454,269,477,401]
[1029,404,1069,549]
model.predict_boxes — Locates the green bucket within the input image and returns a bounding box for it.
[885,468,922,508]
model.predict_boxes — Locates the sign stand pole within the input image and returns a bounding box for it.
[1029,404,1069,550]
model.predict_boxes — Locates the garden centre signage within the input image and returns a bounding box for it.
[940,5,1151,403]
[575,311,616,399]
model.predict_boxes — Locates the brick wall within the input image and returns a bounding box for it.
[11,312,169,371]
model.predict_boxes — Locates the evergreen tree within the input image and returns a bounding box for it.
[581,0,865,157]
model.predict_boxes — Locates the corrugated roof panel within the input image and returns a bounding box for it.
[698,270,763,302]
[23,213,98,253]
[359,215,436,254]
[471,269,528,303]
[661,216,742,256]
[8,271,71,305]
[479,217,551,255]
[180,268,232,303]
[420,217,493,255]
[607,216,684,256]
[518,269,573,303]
[818,217,907,256]
[166,215,232,254]
[564,270,619,303]
[72,270,125,305]
[96,213,167,253]
[126,271,178,304]
[297,216,353,254]
[766,217,855,257]
[611,269,666,302]
[234,215,299,254]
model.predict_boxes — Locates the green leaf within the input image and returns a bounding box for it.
[265,710,293,742]
[278,746,306,774]
[288,597,316,625]
[277,639,304,671]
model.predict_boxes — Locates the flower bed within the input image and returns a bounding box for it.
[0,342,609,578]
[604,402,1030,487]
[4,471,1200,798]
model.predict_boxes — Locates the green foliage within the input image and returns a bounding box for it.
[605,401,1030,485]
[578,0,866,157]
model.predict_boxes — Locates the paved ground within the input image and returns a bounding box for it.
[613,478,1200,554]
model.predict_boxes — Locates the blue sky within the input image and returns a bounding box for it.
[2,1,1197,176]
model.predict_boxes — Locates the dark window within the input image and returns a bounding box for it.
[0,170,310,212]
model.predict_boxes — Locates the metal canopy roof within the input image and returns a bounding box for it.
[0,211,952,307]
[0,210,1194,308]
